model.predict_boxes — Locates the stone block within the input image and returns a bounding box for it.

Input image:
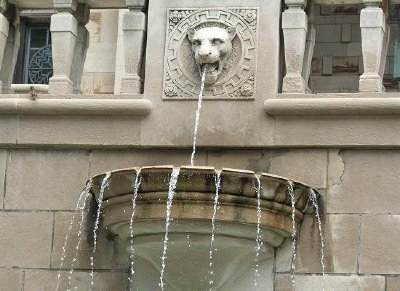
[0,269,23,291]
[5,150,89,210]
[313,43,347,57]
[316,24,341,43]
[0,212,52,268]
[360,215,400,273]
[351,23,361,42]
[207,150,269,172]
[311,57,321,74]
[276,214,359,273]
[327,151,400,213]
[275,274,385,291]
[341,23,352,42]
[99,9,118,42]
[84,42,117,73]
[332,56,359,73]
[346,42,362,56]
[387,277,400,291]
[314,15,336,24]
[80,72,94,94]
[93,72,115,94]
[268,149,327,188]
[51,211,124,270]
[90,149,207,176]
[322,56,332,75]
[24,270,128,291]
[17,115,142,147]
[0,116,17,145]
[86,10,101,42]
[309,75,359,91]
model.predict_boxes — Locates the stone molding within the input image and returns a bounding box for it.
[0,97,152,116]
[264,94,400,116]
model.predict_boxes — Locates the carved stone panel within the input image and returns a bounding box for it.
[163,8,258,99]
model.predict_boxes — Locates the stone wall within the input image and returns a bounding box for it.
[1,148,400,290]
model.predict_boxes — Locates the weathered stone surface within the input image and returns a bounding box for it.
[0,150,7,208]
[207,150,269,173]
[275,274,385,291]
[0,212,52,268]
[360,215,400,274]
[387,276,400,291]
[51,212,124,269]
[276,214,359,273]
[0,116,17,145]
[5,150,89,210]
[316,24,341,42]
[24,270,128,291]
[90,149,207,176]
[268,149,327,188]
[327,150,400,213]
[0,269,23,291]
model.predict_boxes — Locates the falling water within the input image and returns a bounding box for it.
[309,189,325,290]
[67,179,93,290]
[90,172,111,287]
[159,168,180,290]
[287,181,297,288]
[128,170,142,291]
[253,175,262,289]
[208,170,221,290]
[190,66,207,166]
[55,182,93,291]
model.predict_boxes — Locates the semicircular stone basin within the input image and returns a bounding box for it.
[90,166,314,291]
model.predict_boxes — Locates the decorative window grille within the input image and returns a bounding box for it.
[23,26,53,84]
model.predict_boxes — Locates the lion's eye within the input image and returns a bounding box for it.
[192,40,201,46]
[211,38,222,45]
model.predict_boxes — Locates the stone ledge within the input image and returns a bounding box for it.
[265,93,400,116]
[0,96,152,116]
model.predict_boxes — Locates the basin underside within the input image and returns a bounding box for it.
[90,166,315,290]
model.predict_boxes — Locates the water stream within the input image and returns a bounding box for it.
[67,179,93,290]
[90,172,111,288]
[128,170,142,291]
[287,181,297,288]
[159,168,180,290]
[309,189,325,290]
[208,170,221,290]
[55,181,93,291]
[253,175,262,289]
[190,66,207,166]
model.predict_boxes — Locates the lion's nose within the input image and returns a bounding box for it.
[198,51,211,58]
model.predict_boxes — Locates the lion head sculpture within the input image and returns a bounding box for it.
[187,26,236,85]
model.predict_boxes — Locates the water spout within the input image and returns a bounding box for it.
[287,181,297,288]
[159,168,180,290]
[90,172,111,288]
[190,66,207,166]
[253,175,262,289]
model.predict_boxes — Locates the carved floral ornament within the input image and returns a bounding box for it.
[163,8,258,99]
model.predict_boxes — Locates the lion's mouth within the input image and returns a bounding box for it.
[201,61,220,76]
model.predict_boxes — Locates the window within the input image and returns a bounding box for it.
[23,24,53,84]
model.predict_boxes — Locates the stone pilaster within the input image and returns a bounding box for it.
[70,4,89,94]
[0,1,9,93]
[282,0,308,93]
[49,0,78,94]
[359,0,386,92]
[120,0,146,94]
[0,5,18,93]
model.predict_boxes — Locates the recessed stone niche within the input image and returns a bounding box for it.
[163,8,258,99]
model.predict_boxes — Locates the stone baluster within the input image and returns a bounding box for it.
[0,0,9,93]
[49,0,78,94]
[0,5,19,93]
[70,4,89,94]
[282,0,308,93]
[302,4,316,93]
[359,0,386,92]
[120,0,147,94]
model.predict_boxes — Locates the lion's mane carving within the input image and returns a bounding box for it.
[187,26,236,85]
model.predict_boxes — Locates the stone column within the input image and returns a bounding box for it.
[0,5,19,93]
[49,0,78,94]
[0,0,9,93]
[120,0,146,94]
[282,0,308,93]
[379,22,389,79]
[359,0,386,92]
[302,4,316,93]
[70,4,89,94]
